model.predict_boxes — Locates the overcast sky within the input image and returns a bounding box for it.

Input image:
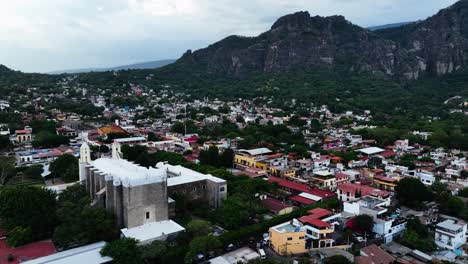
[0,0,459,73]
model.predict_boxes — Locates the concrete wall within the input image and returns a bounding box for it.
[122,181,168,228]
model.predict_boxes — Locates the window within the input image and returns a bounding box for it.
[287,237,293,241]
[299,236,305,240]
[146,212,150,219]
[220,187,225,192]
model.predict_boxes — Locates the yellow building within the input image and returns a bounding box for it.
[234,148,272,169]
[269,220,307,255]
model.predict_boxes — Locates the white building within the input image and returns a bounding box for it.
[435,220,467,250]
[23,241,111,264]
[344,196,406,244]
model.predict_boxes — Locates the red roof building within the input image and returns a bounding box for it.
[0,240,56,264]
[261,197,295,215]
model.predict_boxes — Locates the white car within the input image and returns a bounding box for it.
[355,237,364,242]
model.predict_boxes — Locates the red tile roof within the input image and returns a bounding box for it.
[299,208,334,226]
[261,197,293,213]
[302,218,332,228]
[336,173,349,181]
[269,177,336,198]
[0,240,56,264]
[307,208,333,218]
[356,244,395,264]
[269,177,310,193]
[289,195,316,205]
[337,183,390,198]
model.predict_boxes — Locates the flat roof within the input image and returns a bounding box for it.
[209,247,260,264]
[238,148,272,156]
[121,220,185,243]
[436,220,464,232]
[358,147,385,155]
[114,137,147,143]
[158,162,226,186]
[23,241,111,264]
[90,158,166,187]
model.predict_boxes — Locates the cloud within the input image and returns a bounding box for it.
[0,0,459,72]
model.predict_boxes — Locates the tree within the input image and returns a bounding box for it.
[185,235,222,264]
[32,131,69,148]
[50,154,79,182]
[147,132,160,142]
[0,156,16,185]
[0,135,11,150]
[0,186,57,240]
[199,146,220,167]
[140,241,168,261]
[395,177,432,208]
[458,187,468,198]
[186,220,212,237]
[354,214,374,233]
[53,184,116,249]
[438,192,465,218]
[324,255,352,264]
[219,149,234,168]
[100,238,142,264]
[7,226,32,247]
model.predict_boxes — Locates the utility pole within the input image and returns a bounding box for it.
[184,104,187,136]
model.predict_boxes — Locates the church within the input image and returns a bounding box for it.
[78,140,227,243]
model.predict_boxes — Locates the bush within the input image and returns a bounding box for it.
[7,226,32,247]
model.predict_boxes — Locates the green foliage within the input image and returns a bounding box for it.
[437,191,467,220]
[0,186,57,240]
[185,235,222,264]
[400,218,436,253]
[0,156,17,185]
[53,184,116,249]
[186,220,212,237]
[171,121,197,134]
[29,119,57,134]
[140,240,168,261]
[458,187,468,198]
[101,238,142,264]
[50,154,79,182]
[395,177,433,208]
[0,135,12,151]
[218,198,340,247]
[32,131,69,148]
[7,226,32,247]
[199,146,220,167]
[354,214,374,233]
[219,148,234,167]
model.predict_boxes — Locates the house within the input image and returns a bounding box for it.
[435,219,467,250]
[56,126,78,137]
[355,244,395,264]
[261,197,295,215]
[96,125,128,138]
[269,219,307,255]
[13,127,32,143]
[358,147,385,157]
[311,170,336,191]
[344,196,406,244]
[335,173,349,186]
[234,148,272,169]
[298,208,340,250]
[336,183,391,203]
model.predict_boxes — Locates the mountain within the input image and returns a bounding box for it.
[48,59,175,74]
[174,0,468,80]
[367,22,412,31]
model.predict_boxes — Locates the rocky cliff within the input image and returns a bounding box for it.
[176,0,468,79]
